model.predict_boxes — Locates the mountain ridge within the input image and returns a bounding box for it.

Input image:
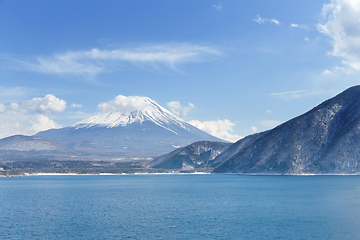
[213,85,360,174]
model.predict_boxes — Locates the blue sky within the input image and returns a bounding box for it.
[1,0,360,141]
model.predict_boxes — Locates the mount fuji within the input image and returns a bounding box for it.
[35,96,225,159]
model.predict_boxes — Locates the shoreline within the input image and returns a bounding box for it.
[2,172,360,177]
[0,171,212,177]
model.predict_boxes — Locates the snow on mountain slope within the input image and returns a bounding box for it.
[74,97,188,135]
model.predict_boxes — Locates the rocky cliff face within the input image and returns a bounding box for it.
[147,141,232,170]
[214,86,360,174]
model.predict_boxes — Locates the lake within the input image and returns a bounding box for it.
[1,174,360,239]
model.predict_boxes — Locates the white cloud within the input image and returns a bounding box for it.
[251,126,258,133]
[270,19,280,25]
[253,15,280,25]
[213,2,223,13]
[1,94,67,114]
[323,69,332,75]
[318,0,360,70]
[98,95,150,113]
[188,119,242,142]
[334,66,352,73]
[17,43,221,78]
[167,101,195,118]
[0,114,61,139]
[304,37,310,42]
[0,94,67,138]
[290,23,309,30]
[71,103,83,108]
[322,66,352,75]
[23,94,67,113]
[98,95,195,117]
[253,15,265,24]
[266,110,272,114]
[30,114,61,134]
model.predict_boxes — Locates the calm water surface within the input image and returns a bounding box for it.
[1,174,360,239]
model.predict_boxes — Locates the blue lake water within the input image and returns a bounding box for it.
[1,174,360,239]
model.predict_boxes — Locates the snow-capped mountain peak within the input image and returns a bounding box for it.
[34,95,226,158]
[73,97,188,134]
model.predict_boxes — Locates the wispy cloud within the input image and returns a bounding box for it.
[212,2,223,13]
[270,90,321,99]
[253,15,280,25]
[12,43,221,79]
[270,19,280,25]
[270,90,307,97]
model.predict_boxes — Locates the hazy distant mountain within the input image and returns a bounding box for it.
[35,97,224,159]
[147,141,232,170]
[213,86,360,174]
[0,135,75,160]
